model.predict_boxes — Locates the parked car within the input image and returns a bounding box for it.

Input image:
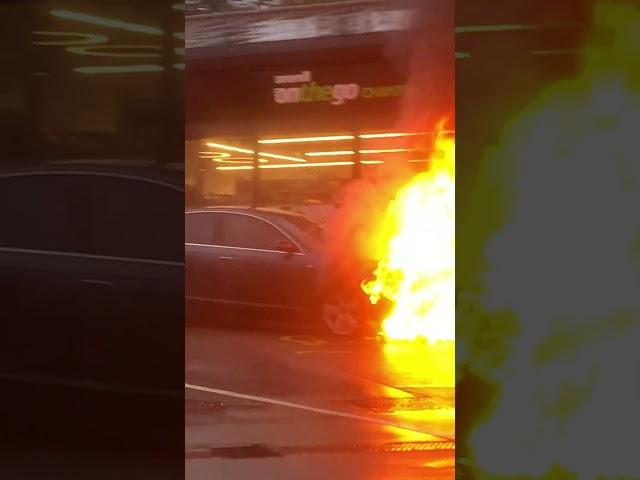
[0,164,184,452]
[185,206,381,336]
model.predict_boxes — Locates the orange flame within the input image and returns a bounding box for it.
[362,128,455,342]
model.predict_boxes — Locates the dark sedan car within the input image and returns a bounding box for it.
[0,164,184,453]
[185,206,379,336]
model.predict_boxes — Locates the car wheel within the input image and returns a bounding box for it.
[322,290,362,337]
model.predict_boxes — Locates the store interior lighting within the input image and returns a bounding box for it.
[74,64,164,74]
[216,160,384,171]
[33,31,109,46]
[198,151,231,158]
[305,150,355,157]
[205,142,254,154]
[261,161,355,169]
[50,10,163,35]
[359,148,411,154]
[359,132,421,139]
[258,152,305,162]
[455,24,538,33]
[205,142,305,162]
[258,135,355,144]
[66,45,162,58]
[305,149,411,157]
[257,132,427,143]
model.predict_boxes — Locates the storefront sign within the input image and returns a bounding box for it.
[272,70,405,106]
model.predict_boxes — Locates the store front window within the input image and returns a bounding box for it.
[187,130,432,223]
[185,0,431,223]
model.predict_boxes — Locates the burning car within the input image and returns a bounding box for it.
[185,206,385,336]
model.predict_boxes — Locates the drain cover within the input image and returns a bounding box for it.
[186,441,454,459]
[347,396,444,413]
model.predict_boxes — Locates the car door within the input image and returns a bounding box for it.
[80,174,184,391]
[0,173,91,381]
[217,212,311,310]
[185,211,229,309]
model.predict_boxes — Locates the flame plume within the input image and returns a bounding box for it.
[362,128,455,343]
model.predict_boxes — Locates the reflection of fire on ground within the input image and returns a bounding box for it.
[465,3,640,479]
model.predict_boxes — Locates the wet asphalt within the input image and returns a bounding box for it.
[185,319,455,480]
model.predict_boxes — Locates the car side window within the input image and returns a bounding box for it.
[185,212,223,245]
[0,174,90,253]
[220,214,293,251]
[89,176,183,262]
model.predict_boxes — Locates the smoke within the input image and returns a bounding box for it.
[324,0,454,282]
[466,3,640,478]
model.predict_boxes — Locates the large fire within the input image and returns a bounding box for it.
[362,129,455,342]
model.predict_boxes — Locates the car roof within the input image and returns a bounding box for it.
[185,205,312,221]
[186,206,308,219]
[0,163,184,190]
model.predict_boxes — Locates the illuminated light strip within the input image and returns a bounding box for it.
[305,149,410,157]
[198,151,231,158]
[213,159,253,164]
[66,45,161,58]
[33,31,108,46]
[212,158,269,164]
[257,132,439,144]
[455,24,538,33]
[172,3,185,11]
[409,159,429,163]
[208,156,267,164]
[359,148,411,154]
[529,49,580,56]
[258,151,305,163]
[359,132,419,139]
[205,143,305,162]
[74,65,163,74]
[258,135,354,144]
[360,160,384,165]
[205,142,253,154]
[305,150,354,157]
[50,10,163,35]
[217,161,356,171]
[217,166,254,171]
[174,32,185,40]
[260,161,353,169]
[174,63,184,70]
[175,47,185,56]
[456,52,471,59]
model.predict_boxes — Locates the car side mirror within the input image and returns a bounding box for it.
[275,240,297,254]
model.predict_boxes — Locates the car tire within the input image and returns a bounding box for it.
[321,287,369,337]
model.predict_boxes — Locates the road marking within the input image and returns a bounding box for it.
[279,335,328,347]
[185,382,454,442]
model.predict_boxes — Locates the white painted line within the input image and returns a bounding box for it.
[185,383,454,442]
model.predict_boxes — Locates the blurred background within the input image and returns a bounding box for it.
[1,0,183,168]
